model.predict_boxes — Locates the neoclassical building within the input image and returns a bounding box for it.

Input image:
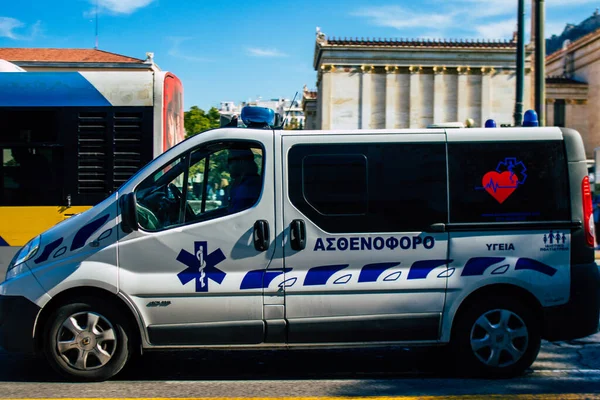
[302,86,318,130]
[311,29,533,130]
[546,27,600,158]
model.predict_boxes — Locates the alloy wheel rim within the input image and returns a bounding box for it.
[470,309,529,368]
[56,311,117,371]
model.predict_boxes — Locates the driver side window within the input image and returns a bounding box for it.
[134,142,264,232]
[135,157,185,231]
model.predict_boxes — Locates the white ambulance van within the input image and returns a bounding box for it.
[1,107,599,381]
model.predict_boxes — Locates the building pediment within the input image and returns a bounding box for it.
[313,30,530,71]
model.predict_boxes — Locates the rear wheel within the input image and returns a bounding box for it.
[43,298,132,382]
[451,296,541,378]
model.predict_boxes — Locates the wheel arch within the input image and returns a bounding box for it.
[449,283,544,340]
[33,286,143,355]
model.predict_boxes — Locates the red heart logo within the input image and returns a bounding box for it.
[482,171,518,204]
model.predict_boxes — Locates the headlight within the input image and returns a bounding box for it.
[7,236,41,274]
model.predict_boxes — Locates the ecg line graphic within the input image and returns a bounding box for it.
[482,176,519,192]
[476,157,528,192]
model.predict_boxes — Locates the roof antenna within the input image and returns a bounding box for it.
[282,92,299,128]
[94,0,99,49]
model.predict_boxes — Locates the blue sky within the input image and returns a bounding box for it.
[1,0,599,111]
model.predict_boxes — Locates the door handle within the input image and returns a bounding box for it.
[290,219,306,251]
[253,220,270,252]
[426,223,446,233]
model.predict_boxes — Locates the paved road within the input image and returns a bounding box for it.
[1,334,600,398]
[1,258,600,398]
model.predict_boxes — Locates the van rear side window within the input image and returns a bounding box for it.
[288,142,447,233]
[448,140,570,223]
[302,154,367,215]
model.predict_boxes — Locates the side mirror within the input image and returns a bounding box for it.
[120,192,138,233]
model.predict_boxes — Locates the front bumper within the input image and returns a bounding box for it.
[542,262,600,342]
[0,295,41,354]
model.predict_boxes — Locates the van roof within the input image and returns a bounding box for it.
[281,127,564,141]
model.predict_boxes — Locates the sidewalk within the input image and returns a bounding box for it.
[541,250,600,371]
[537,331,600,370]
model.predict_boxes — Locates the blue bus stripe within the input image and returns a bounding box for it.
[0,72,111,107]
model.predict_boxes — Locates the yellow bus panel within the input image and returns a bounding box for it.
[0,206,91,247]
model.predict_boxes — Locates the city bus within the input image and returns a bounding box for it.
[0,69,185,267]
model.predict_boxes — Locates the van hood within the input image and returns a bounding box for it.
[31,194,119,266]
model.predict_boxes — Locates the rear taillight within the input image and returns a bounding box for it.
[582,176,595,247]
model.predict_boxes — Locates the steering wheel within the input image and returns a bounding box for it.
[168,183,182,203]
[167,183,197,221]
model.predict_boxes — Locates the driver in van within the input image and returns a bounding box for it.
[227,148,261,212]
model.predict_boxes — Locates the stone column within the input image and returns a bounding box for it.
[546,98,555,126]
[385,66,400,128]
[320,65,333,130]
[457,66,470,125]
[360,65,373,129]
[371,67,386,129]
[316,71,322,129]
[409,66,422,128]
[433,66,446,124]
[565,98,575,128]
[480,67,493,125]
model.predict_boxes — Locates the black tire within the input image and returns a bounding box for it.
[43,297,133,382]
[450,295,541,378]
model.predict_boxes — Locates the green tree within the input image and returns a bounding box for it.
[184,106,221,138]
[284,117,299,130]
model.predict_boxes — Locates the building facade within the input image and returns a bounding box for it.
[302,85,318,130]
[546,28,600,158]
[312,30,533,130]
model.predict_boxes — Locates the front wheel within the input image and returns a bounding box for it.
[43,298,132,382]
[450,296,541,378]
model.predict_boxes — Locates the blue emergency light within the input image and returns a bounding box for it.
[485,119,497,128]
[240,106,277,128]
[523,110,539,127]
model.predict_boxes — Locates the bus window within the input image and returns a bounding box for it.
[0,109,60,143]
[1,146,63,206]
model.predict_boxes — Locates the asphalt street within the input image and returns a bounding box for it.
[0,333,600,398]
[0,256,599,398]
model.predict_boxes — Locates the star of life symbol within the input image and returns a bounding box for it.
[176,241,226,292]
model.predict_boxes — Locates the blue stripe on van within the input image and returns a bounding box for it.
[0,73,111,107]
[461,257,506,276]
[515,258,558,277]
[407,259,451,280]
[0,236,8,246]
[34,238,64,264]
[70,214,110,251]
[304,264,348,286]
[240,268,292,290]
[358,262,400,283]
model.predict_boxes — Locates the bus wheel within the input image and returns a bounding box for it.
[43,298,132,382]
[451,296,541,378]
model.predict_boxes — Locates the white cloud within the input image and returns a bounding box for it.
[0,17,41,40]
[246,48,288,57]
[88,0,155,15]
[351,6,455,30]
[346,1,600,43]
[474,19,517,39]
[451,0,518,18]
[0,17,25,39]
[548,0,600,6]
